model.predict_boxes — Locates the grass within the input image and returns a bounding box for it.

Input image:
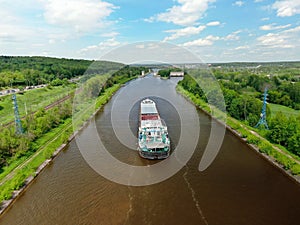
[269,103,300,118]
[0,85,75,125]
[0,156,28,182]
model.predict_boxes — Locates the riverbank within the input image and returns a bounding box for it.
[0,75,138,216]
[0,119,73,215]
[176,85,300,185]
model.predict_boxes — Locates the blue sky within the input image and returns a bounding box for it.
[1,0,300,62]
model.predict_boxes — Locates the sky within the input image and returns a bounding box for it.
[1,0,300,63]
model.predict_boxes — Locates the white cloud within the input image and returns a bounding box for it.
[48,39,56,44]
[206,21,221,26]
[257,33,293,48]
[206,35,221,41]
[0,24,30,42]
[101,32,119,38]
[143,17,154,23]
[0,8,18,24]
[235,45,250,50]
[181,35,220,47]
[283,25,300,33]
[0,7,34,43]
[151,0,216,26]
[254,0,264,3]
[180,30,241,48]
[135,44,145,49]
[257,33,282,46]
[95,38,120,49]
[182,39,213,47]
[257,27,300,49]
[261,17,270,21]
[272,0,300,17]
[163,25,206,41]
[79,38,121,56]
[233,1,245,7]
[40,0,117,32]
[260,23,291,31]
[223,30,241,41]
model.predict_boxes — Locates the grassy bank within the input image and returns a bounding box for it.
[176,85,300,176]
[0,75,137,205]
[0,118,71,182]
[0,118,73,201]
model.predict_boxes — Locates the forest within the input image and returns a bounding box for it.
[0,56,123,87]
[211,65,300,109]
[179,64,300,157]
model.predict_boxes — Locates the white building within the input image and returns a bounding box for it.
[170,71,184,77]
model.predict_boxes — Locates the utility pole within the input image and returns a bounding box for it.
[12,93,24,134]
[255,88,269,129]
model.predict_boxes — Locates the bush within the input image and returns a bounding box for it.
[276,154,294,170]
[247,134,261,145]
[291,164,300,175]
[258,141,273,154]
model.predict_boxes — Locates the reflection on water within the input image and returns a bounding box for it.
[1,75,300,225]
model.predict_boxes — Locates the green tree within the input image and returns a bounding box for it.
[268,113,297,147]
[288,131,300,155]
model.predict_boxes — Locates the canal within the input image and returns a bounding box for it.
[1,75,300,225]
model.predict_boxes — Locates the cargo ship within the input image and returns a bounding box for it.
[138,98,170,159]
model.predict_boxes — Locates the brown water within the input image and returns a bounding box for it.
[1,75,300,225]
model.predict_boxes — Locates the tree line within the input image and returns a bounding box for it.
[178,72,300,157]
[178,74,263,126]
[213,69,300,110]
[0,56,123,88]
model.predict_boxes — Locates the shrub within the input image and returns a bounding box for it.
[247,134,261,145]
[291,164,300,175]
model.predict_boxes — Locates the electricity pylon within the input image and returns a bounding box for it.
[255,88,269,129]
[12,93,24,134]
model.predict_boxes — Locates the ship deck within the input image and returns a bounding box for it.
[140,119,163,128]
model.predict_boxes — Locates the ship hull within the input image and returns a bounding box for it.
[138,148,170,160]
[138,98,170,159]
